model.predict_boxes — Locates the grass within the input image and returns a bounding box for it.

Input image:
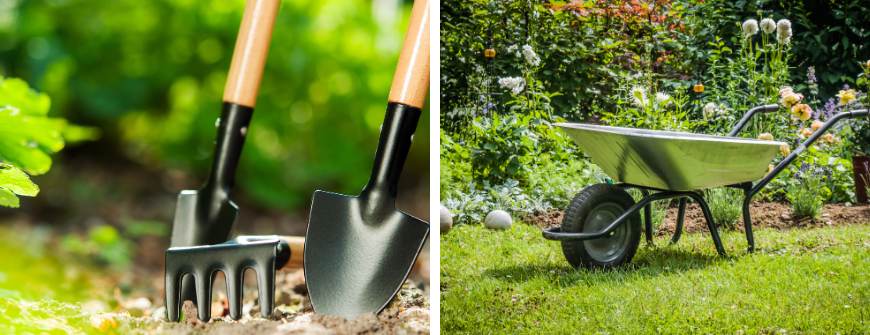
[441,223,870,334]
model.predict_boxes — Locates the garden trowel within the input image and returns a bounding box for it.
[167,0,280,320]
[304,0,431,320]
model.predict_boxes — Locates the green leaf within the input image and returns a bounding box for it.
[0,77,51,116]
[0,188,18,208]
[0,164,39,196]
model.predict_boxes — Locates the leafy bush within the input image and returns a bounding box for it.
[787,163,829,219]
[470,114,539,183]
[440,0,692,119]
[705,187,743,230]
[524,158,597,209]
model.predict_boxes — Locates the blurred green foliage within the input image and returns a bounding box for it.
[0,0,429,210]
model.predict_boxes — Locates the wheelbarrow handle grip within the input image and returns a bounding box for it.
[727,104,781,137]
[388,0,430,109]
[279,236,305,269]
[759,104,779,113]
[223,0,281,108]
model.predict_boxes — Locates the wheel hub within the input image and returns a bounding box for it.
[582,202,631,263]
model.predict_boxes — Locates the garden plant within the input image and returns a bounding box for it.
[441,0,870,332]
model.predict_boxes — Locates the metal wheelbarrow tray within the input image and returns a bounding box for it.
[541,104,869,269]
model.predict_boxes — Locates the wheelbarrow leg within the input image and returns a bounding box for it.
[640,189,654,246]
[687,193,726,257]
[668,197,687,245]
[742,196,755,253]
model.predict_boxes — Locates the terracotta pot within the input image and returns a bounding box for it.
[854,156,870,204]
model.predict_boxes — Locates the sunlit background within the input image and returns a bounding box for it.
[0,0,429,312]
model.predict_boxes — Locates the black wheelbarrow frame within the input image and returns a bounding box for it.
[542,105,869,262]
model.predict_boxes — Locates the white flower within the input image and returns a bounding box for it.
[521,45,541,66]
[777,35,791,45]
[760,18,776,34]
[459,57,465,63]
[742,19,759,36]
[777,19,792,37]
[515,52,521,58]
[507,45,518,52]
[703,102,716,118]
[630,86,648,108]
[655,92,672,106]
[499,77,526,95]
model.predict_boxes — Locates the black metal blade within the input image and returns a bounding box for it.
[304,191,429,320]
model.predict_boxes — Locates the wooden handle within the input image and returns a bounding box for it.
[280,236,305,269]
[223,0,281,108]
[387,0,430,109]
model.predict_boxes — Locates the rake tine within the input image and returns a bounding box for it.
[226,268,244,320]
[195,269,214,322]
[255,262,276,318]
[165,269,184,322]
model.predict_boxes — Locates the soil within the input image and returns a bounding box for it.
[521,201,870,236]
[0,267,429,334]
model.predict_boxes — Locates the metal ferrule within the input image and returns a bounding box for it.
[361,102,421,200]
[202,102,254,196]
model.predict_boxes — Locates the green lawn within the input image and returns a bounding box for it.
[441,223,870,334]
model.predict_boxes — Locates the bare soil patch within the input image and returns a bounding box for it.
[522,201,870,236]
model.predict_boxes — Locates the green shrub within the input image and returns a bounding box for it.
[705,187,743,230]
[787,163,828,219]
[470,114,538,183]
[524,157,595,209]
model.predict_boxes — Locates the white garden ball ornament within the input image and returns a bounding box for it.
[439,204,453,234]
[484,210,513,230]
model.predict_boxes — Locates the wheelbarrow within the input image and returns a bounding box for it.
[542,104,869,269]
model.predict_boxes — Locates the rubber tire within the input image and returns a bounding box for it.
[560,183,641,269]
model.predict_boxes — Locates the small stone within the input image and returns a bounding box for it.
[798,216,812,224]
[484,210,513,230]
[781,214,791,220]
[439,204,453,234]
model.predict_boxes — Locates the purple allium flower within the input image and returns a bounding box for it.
[844,84,850,90]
